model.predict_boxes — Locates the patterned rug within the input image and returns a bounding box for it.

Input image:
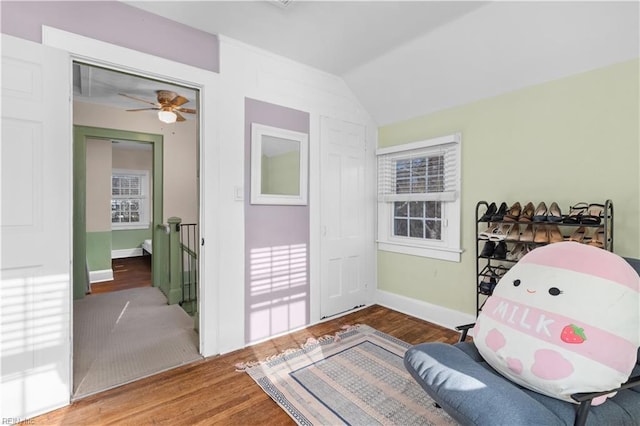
[239,324,455,425]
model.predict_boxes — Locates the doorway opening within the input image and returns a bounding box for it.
[72,62,202,398]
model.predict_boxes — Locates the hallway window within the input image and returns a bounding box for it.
[112,169,149,230]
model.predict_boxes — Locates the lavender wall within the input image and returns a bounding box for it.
[0,1,219,72]
[244,98,310,344]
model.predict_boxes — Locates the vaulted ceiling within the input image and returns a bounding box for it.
[119,1,638,125]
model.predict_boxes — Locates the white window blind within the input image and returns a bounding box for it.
[377,140,459,202]
[376,133,462,262]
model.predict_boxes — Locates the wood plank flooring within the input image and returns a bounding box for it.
[91,256,152,294]
[35,305,459,425]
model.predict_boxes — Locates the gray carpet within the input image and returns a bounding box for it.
[73,287,201,398]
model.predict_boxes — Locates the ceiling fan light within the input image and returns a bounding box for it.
[158,109,177,124]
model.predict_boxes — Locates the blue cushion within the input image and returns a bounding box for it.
[404,342,640,426]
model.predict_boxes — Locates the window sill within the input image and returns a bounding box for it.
[377,241,462,262]
[112,223,150,231]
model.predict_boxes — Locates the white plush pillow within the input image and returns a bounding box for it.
[474,242,639,405]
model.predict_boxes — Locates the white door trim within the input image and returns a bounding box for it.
[41,26,221,358]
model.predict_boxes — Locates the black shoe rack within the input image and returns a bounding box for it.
[474,199,613,316]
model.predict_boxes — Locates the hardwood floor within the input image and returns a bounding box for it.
[91,256,152,294]
[35,305,459,425]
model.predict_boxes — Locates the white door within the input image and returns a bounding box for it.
[1,35,71,418]
[320,117,368,318]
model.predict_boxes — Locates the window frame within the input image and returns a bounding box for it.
[111,168,150,231]
[376,133,462,262]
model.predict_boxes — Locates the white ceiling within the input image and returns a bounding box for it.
[105,1,638,125]
[73,63,198,121]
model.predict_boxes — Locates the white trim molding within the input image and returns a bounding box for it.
[375,289,475,331]
[89,269,114,284]
[111,248,144,259]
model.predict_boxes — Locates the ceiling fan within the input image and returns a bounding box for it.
[119,90,196,123]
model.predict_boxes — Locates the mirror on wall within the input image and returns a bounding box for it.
[251,123,308,205]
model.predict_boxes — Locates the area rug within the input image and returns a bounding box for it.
[239,324,455,425]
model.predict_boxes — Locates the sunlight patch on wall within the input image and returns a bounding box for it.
[248,244,307,342]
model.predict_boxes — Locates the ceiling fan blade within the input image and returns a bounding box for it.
[174,111,186,122]
[170,95,190,107]
[119,93,158,106]
[175,107,196,114]
[126,108,160,112]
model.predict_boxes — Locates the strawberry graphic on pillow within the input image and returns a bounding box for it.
[561,324,587,344]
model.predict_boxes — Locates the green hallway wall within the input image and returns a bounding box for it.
[112,228,153,251]
[378,58,640,315]
[86,231,111,271]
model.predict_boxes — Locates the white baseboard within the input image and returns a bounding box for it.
[375,289,475,331]
[89,269,113,283]
[111,248,143,259]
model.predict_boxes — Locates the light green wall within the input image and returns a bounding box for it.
[112,228,153,250]
[86,231,111,271]
[262,151,300,195]
[378,58,640,315]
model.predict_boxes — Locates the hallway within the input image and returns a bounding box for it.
[73,286,201,399]
[91,256,152,294]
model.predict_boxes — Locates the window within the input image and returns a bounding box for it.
[111,169,150,230]
[377,133,461,261]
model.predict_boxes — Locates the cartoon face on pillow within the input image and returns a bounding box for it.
[473,242,639,405]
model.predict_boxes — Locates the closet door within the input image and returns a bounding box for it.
[320,117,368,318]
[1,34,71,418]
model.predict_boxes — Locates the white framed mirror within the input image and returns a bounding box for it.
[251,123,308,205]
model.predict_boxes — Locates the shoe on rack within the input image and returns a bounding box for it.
[547,202,563,222]
[479,223,498,240]
[507,243,524,261]
[548,224,564,243]
[519,202,535,222]
[532,201,548,222]
[479,202,497,222]
[534,225,549,243]
[479,275,497,295]
[587,225,605,248]
[489,224,511,241]
[480,241,496,257]
[581,203,604,225]
[516,244,532,261]
[503,202,522,222]
[490,202,508,221]
[493,241,507,260]
[563,202,588,224]
[569,226,587,243]
[520,223,534,242]
[506,223,520,241]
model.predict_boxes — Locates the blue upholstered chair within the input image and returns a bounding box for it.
[404,257,640,426]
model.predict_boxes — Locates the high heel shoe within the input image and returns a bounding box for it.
[479,223,498,240]
[519,202,535,222]
[506,223,520,241]
[488,224,511,241]
[479,202,497,222]
[581,203,604,225]
[533,225,549,243]
[507,243,525,261]
[504,202,522,222]
[490,202,508,221]
[548,224,564,243]
[480,241,496,257]
[520,223,534,242]
[563,202,588,224]
[547,202,563,223]
[569,226,587,243]
[532,201,548,222]
[587,225,605,248]
[493,241,507,260]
